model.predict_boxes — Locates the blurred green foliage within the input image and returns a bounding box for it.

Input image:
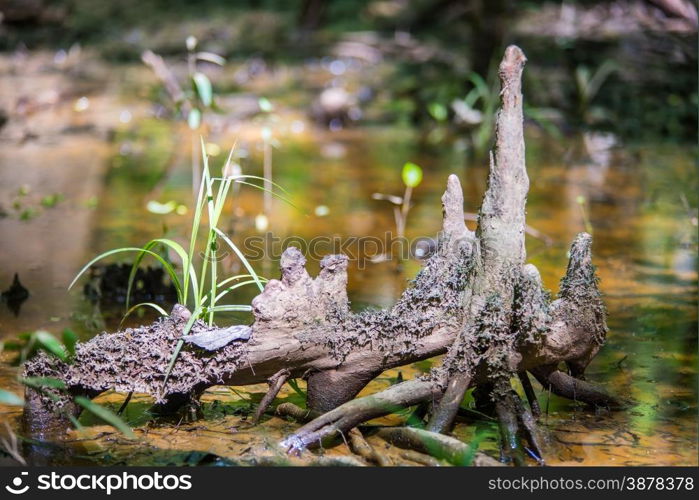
[1,0,695,143]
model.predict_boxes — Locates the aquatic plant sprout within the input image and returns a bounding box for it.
[373,161,424,242]
[69,140,290,321]
[70,139,295,390]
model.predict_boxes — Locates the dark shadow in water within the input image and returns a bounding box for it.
[1,273,29,316]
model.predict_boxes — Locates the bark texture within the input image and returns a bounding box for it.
[23,45,623,464]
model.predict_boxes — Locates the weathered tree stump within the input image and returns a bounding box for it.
[23,45,623,464]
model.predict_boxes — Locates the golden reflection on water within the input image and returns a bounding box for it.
[0,52,696,466]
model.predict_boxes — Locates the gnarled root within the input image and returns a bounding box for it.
[493,385,544,465]
[281,379,440,454]
[531,366,629,409]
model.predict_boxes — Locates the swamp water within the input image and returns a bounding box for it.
[0,52,696,466]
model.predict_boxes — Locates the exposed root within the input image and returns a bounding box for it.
[494,387,544,465]
[375,427,502,466]
[348,428,391,466]
[275,403,320,423]
[518,371,541,418]
[426,374,471,433]
[397,449,445,466]
[281,379,440,454]
[252,369,290,424]
[531,367,629,409]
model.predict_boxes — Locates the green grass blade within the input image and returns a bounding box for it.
[124,240,177,310]
[150,238,200,304]
[74,396,136,438]
[119,302,169,330]
[197,275,267,309]
[163,339,186,391]
[214,280,263,303]
[202,144,215,222]
[162,307,200,390]
[20,376,67,390]
[69,248,183,303]
[233,180,300,210]
[287,379,306,399]
[213,228,264,292]
[469,72,489,100]
[32,330,68,361]
[216,274,268,290]
[209,237,217,326]
[197,147,216,307]
[68,414,84,431]
[207,305,253,313]
[185,149,210,304]
[211,174,292,196]
[464,87,481,108]
[62,329,78,357]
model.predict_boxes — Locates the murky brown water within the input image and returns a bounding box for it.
[0,51,696,466]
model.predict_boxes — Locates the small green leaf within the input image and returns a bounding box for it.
[75,397,136,438]
[21,376,67,390]
[188,108,201,130]
[62,329,78,357]
[192,72,213,107]
[0,389,23,406]
[287,379,306,399]
[258,97,274,113]
[40,193,64,208]
[33,331,67,361]
[402,162,423,188]
[427,102,448,122]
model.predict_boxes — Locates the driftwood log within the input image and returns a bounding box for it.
[22,46,622,464]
